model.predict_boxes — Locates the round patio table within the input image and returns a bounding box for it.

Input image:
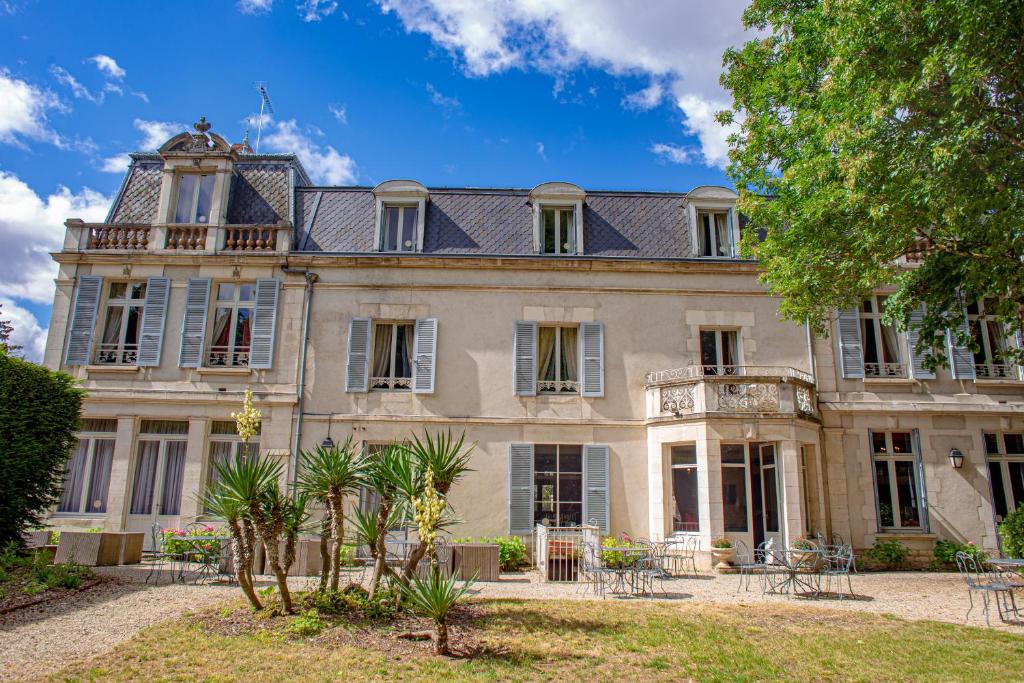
[171,535,225,584]
[601,546,650,595]
[986,557,1024,618]
[764,548,821,597]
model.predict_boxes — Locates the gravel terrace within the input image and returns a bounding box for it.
[1,566,1020,681]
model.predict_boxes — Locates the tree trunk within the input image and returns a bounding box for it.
[328,492,344,591]
[402,541,428,584]
[318,514,331,593]
[368,501,391,600]
[434,619,449,656]
[229,519,261,610]
[264,539,293,614]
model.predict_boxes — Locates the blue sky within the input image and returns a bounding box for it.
[0,0,750,359]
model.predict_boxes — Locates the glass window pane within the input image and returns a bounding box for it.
[216,284,235,301]
[1009,462,1024,513]
[108,282,126,299]
[990,463,1008,520]
[195,175,214,224]
[239,284,256,301]
[1005,434,1024,454]
[875,461,894,527]
[714,212,730,256]
[984,433,1000,455]
[672,466,699,532]
[872,432,888,454]
[174,175,197,223]
[534,445,557,472]
[86,439,114,513]
[762,465,779,532]
[559,445,582,473]
[371,323,393,381]
[542,209,556,253]
[699,212,712,256]
[700,331,718,372]
[400,207,417,251]
[124,306,142,345]
[139,420,189,435]
[986,321,1007,361]
[760,444,775,467]
[893,461,921,527]
[862,319,879,365]
[383,207,400,251]
[58,440,90,513]
[130,441,160,515]
[394,324,413,378]
[558,502,582,527]
[560,327,578,382]
[722,465,748,532]
[671,445,697,466]
[560,209,574,252]
[721,331,737,367]
[128,282,147,299]
[721,444,745,464]
[537,327,556,382]
[891,432,912,454]
[861,298,874,313]
[159,442,187,516]
[234,308,252,349]
[559,472,582,503]
[101,306,123,345]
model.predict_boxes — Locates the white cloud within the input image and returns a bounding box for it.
[50,65,102,104]
[0,297,47,362]
[0,70,67,148]
[425,82,460,111]
[133,118,186,150]
[376,0,751,168]
[328,103,347,124]
[89,54,126,80]
[99,153,131,174]
[0,171,110,308]
[263,119,357,184]
[298,0,337,21]
[535,142,546,161]
[623,81,665,111]
[238,0,273,13]
[650,142,696,165]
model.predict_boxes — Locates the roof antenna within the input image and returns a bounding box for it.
[254,82,275,154]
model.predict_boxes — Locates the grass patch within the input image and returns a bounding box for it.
[45,598,1023,682]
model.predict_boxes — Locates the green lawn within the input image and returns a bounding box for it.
[46,599,1024,682]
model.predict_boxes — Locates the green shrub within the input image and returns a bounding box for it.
[304,583,401,621]
[287,609,326,637]
[0,541,92,596]
[999,504,1024,559]
[600,536,645,569]
[160,525,227,559]
[337,543,357,567]
[48,531,60,546]
[933,539,987,568]
[864,539,910,568]
[0,354,84,547]
[454,535,528,571]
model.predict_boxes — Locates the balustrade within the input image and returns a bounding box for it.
[87,226,149,250]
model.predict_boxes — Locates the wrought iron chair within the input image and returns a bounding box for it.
[733,539,770,593]
[956,551,1018,626]
[579,542,615,598]
[663,536,699,577]
[633,539,666,598]
[819,544,855,600]
[145,523,181,585]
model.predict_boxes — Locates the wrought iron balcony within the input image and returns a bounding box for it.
[645,365,817,420]
[976,363,1019,379]
[864,362,907,378]
[371,376,412,390]
[93,342,138,365]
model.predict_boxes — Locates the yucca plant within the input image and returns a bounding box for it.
[198,479,261,610]
[400,569,475,656]
[297,439,362,591]
[358,443,413,598]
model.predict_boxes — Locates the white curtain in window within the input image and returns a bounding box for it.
[86,439,115,513]
[881,324,900,364]
[58,440,90,513]
[561,327,578,381]
[160,441,187,516]
[401,324,415,376]
[130,441,161,515]
[537,327,556,381]
[372,325,392,377]
[101,307,122,345]
[714,213,730,256]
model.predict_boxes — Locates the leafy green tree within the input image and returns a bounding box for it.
[0,354,83,546]
[720,0,1024,367]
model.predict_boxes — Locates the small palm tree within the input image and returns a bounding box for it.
[358,444,413,598]
[297,439,362,591]
[199,480,261,610]
[400,570,475,656]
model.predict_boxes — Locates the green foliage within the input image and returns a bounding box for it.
[400,570,473,625]
[0,542,92,599]
[160,525,228,558]
[305,583,401,621]
[933,539,987,568]
[791,537,815,551]
[710,537,733,549]
[287,609,326,637]
[998,504,1024,559]
[600,537,644,569]
[864,539,911,568]
[401,429,475,496]
[0,354,84,546]
[454,536,527,571]
[297,440,362,503]
[721,0,1024,366]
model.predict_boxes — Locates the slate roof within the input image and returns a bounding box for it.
[297,187,701,259]
[108,160,162,224]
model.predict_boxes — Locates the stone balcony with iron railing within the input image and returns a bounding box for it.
[65,220,292,254]
[644,365,818,421]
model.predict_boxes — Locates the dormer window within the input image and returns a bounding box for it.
[686,185,740,258]
[697,210,732,257]
[380,205,418,252]
[541,207,576,254]
[173,174,215,224]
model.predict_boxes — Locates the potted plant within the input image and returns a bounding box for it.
[791,537,818,570]
[710,537,734,570]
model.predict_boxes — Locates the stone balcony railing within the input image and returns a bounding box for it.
[67,220,291,254]
[644,365,818,420]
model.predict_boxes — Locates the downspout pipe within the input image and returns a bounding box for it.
[283,265,318,491]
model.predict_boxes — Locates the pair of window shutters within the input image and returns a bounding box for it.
[65,275,170,367]
[836,305,967,380]
[178,278,280,369]
[512,320,604,396]
[344,317,438,393]
[507,443,609,534]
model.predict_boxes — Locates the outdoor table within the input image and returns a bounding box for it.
[986,557,1024,618]
[171,535,226,584]
[763,548,821,597]
[601,546,650,595]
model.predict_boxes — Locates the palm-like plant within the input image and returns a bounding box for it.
[359,443,413,598]
[199,479,261,610]
[400,570,475,655]
[297,439,362,591]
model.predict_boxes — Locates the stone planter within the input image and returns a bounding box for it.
[710,546,735,571]
[55,532,144,566]
[453,543,500,582]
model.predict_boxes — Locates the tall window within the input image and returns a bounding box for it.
[534,444,582,527]
[371,322,413,390]
[872,431,923,529]
[95,281,146,365]
[173,174,215,224]
[537,326,579,393]
[540,207,576,255]
[129,420,188,518]
[721,444,748,532]
[860,295,904,377]
[209,283,254,367]
[670,445,700,533]
[205,420,260,512]
[697,210,731,257]
[985,432,1024,523]
[700,329,738,375]
[968,301,1015,378]
[380,205,417,252]
[57,419,117,514]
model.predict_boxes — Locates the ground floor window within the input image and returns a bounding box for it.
[57,419,118,514]
[721,444,748,532]
[129,420,189,518]
[985,432,1024,522]
[534,444,582,526]
[871,431,924,530]
[205,420,260,512]
[671,445,700,533]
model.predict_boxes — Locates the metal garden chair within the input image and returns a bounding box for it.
[956,551,1019,626]
[819,544,855,600]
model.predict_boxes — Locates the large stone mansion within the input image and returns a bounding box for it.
[43,118,1024,560]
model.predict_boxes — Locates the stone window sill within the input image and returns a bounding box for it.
[196,366,253,376]
[862,377,915,386]
[85,364,141,374]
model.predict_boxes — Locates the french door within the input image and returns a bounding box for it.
[126,437,188,546]
[758,444,783,547]
[724,442,783,551]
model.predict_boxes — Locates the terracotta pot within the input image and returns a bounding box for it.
[710,546,735,570]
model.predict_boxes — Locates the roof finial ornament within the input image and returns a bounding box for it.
[194,116,212,134]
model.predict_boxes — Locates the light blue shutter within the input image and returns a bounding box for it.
[583,444,610,534]
[136,277,170,367]
[248,278,280,369]
[946,308,976,380]
[905,305,935,380]
[836,307,864,378]
[178,278,211,368]
[508,443,534,534]
[580,321,604,397]
[513,320,537,396]
[65,275,103,366]
[412,318,437,394]
[912,429,930,532]
[345,317,372,392]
